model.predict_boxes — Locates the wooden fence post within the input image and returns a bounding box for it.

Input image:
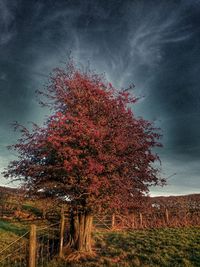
[139,213,143,228]
[1,205,3,217]
[29,224,36,267]
[59,207,65,258]
[165,208,169,224]
[131,213,135,228]
[111,213,115,229]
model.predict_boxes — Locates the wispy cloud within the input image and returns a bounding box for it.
[113,2,192,89]
[0,0,199,194]
[0,0,18,45]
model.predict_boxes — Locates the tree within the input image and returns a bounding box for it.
[4,62,163,255]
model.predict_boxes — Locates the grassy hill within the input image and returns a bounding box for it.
[45,227,200,267]
[1,187,200,266]
[1,217,200,266]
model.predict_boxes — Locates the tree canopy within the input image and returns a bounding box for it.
[4,63,163,214]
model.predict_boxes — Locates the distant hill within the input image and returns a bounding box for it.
[151,194,200,211]
[1,185,200,206]
[0,185,24,196]
[152,194,200,199]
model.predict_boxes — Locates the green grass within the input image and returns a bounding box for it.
[0,218,56,266]
[0,220,29,251]
[0,218,50,252]
[0,220,27,267]
[1,218,200,267]
[22,203,42,217]
[47,227,200,267]
[0,220,27,235]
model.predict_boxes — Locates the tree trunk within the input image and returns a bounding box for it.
[69,211,93,253]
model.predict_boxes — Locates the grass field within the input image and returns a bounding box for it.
[1,219,200,267]
[0,220,28,251]
[48,227,200,267]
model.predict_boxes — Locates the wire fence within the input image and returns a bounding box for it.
[0,231,29,267]
[94,209,200,230]
[0,222,61,267]
[1,207,200,266]
[36,222,60,267]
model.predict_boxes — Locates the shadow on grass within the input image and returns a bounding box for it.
[0,220,27,236]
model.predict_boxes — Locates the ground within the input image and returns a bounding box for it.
[47,227,200,266]
[1,219,199,267]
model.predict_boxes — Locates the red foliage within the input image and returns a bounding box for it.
[4,63,163,213]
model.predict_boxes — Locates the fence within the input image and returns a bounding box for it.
[1,198,200,228]
[0,222,61,267]
[94,209,200,230]
[0,231,29,267]
[1,207,200,266]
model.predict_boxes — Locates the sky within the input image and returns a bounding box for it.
[0,0,200,196]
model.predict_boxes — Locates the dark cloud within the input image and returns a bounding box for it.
[0,0,18,45]
[0,0,200,195]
